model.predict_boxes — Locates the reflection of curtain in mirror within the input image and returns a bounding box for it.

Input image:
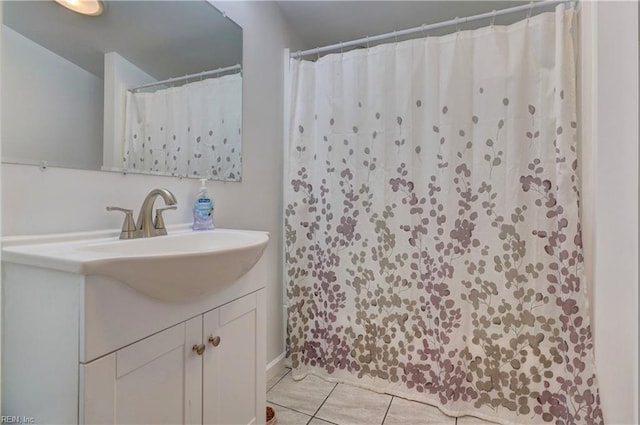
[123,73,242,180]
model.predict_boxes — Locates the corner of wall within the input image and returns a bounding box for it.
[580,2,639,423]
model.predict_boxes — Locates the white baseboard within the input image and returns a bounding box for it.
[266,351,287,381]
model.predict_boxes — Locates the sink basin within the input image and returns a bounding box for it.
[2,227,269,302]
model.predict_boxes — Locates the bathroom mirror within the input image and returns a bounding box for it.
[1,0,243,181]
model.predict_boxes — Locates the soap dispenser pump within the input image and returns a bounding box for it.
[192,179,214,230]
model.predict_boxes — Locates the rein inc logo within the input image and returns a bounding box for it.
[1,417,35,424]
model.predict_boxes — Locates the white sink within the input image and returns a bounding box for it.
[2,227,269,302]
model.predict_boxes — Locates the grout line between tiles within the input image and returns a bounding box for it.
[267,400,314,420]
[310,381,339,420]
[308,416,339,425]
[267,368,292,392]
[380,395,394,425]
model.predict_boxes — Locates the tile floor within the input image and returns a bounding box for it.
[267,367,496,425]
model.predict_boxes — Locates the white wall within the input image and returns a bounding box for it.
[1,0,303,369]
[580,2,639,424]
[0,25,103,170]
[102,52,156,171]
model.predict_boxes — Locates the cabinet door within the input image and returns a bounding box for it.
[203,291,265,425]
[81,317,203,425]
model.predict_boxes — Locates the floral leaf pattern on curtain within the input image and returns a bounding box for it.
[285,7,602,425]
[124,73,242,181]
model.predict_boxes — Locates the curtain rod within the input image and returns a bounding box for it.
[290,0,573,59]
[131,64,242,92]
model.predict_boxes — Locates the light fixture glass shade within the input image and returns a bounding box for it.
[54,0,104,16]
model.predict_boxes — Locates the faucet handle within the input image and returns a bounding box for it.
[153,205,177,236]
[106,206,138,240]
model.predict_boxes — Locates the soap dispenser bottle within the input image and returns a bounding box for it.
[192,179,214,230]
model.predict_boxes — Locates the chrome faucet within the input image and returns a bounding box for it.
[107,188,177,239]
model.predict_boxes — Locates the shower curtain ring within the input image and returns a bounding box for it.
[421,24,427,38]
[490,10,496,27]
[366,36,370,49]
[340,41,344,54]
[394,30,398,43]
[454,17,462,38]
[316,47,321,60]
[527,1,534,21]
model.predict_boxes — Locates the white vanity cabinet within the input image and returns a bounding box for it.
[2,245,268,425]
[203,293,261,425]
[81,317,203,425]
[81,291,264,425]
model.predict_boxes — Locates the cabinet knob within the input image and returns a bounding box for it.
[192,343,206,355]
[208,336,221,347]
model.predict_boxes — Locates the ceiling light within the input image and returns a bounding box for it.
[55,0,104,16]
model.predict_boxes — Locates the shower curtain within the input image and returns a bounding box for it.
[123,73,242,180]
[285,6,602,425]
